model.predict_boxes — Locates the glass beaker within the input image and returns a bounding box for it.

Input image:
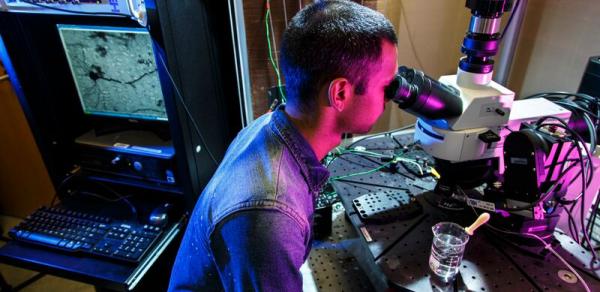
[429,222,470,281]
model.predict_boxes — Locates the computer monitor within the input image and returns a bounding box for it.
[57,24,168,122]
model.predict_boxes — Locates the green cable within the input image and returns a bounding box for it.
[320,191,338,196]
[265,8,286,103]
[343,149,392,158]
[327,147,426,180]
[330,160,395,181]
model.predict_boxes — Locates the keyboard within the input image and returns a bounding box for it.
[9,206,163,263]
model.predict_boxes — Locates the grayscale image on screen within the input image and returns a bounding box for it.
[58,25,168,121]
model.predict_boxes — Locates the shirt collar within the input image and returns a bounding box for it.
[271,106,330,194]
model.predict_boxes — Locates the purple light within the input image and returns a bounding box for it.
[495,209,510,218]
[423,96,446,112]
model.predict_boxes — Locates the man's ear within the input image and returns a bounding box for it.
[328,78,352,112]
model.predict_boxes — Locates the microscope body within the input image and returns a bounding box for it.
[415,70,514,163]
[385,0,598,236]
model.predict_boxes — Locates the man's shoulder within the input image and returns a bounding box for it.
[190,109,316,239]
[213,207,309,243]
[240,111,275,137]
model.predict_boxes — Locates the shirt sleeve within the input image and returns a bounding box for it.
[209,209,308,292]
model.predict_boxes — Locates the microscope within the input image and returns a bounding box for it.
[385,0,594,237]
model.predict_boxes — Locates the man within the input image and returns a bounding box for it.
[168,0,398,291]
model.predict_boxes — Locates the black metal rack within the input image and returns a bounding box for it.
[0,0,245,290]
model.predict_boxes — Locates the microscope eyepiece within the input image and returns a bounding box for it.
[385,66,463,120]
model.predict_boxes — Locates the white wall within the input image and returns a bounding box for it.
[509,0,600,98]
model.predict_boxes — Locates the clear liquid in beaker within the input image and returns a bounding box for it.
[429,231,467,280]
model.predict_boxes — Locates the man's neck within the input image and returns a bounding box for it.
[284,106,341,161]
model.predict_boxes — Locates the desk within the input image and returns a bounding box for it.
[328,131,600,291]
[0,197,183,291]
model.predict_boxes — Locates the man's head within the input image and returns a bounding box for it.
[281,0,398,134]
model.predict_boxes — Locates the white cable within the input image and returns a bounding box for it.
[492,223,590,291]
[523,232,591,292]
[343,149,424,175]
[395,157,423,175]
[470,206,591,292]
[282,0,288,28]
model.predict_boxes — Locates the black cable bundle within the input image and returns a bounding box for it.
[525,92,600,256]
[525,92,600,152]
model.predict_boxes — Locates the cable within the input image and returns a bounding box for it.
[507,230,590,292]
[282,0,289,28]
[78,191,134,203]
[48,171,138,220]
[347,123,416,148]
[19,0,133,18]
[155,51,219,167]
[265,1,286,103]
[49,167,82,207]
[329,160,394,181]
[326,134,427,180]
[525,233,591,292]
[570,144,596,254]
[526,92,598,103]
[562,201,581,243]
[323,124,420,181]
[470,206,591,292]
[328,150,425,180]
[338,148,424,175]
[575,142,597,258]
[525,92,600,153]
[341,148,394,159]
[502,121,596,254]
[267,1,280,70]
[541,129,597,257]
[535,118,594,186]
[78,190,137,221]
[88,180,138,221]
[499,0,521,39]
[498,161,576,212]
[587,188,600,243]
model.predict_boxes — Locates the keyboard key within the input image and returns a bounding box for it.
[26,233,61,246]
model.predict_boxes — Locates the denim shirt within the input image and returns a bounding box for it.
[168,107,330,291]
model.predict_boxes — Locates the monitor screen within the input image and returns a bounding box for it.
[57,24,168,121]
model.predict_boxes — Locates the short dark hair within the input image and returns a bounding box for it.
[280,0,397,113]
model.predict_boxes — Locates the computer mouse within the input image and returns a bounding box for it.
[149,203,173,227]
